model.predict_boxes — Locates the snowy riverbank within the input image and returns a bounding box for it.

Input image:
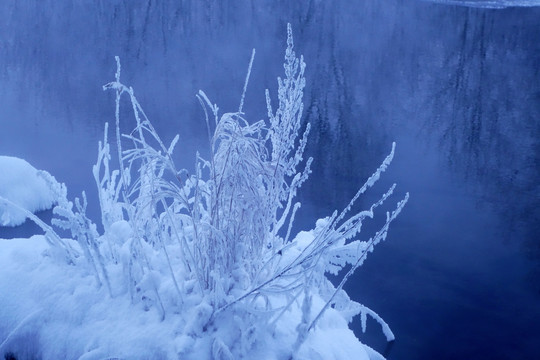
[0,234,382,360]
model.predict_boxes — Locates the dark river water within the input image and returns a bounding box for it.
[1,1,539,359]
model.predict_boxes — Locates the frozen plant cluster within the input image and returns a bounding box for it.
[0,25,408,360]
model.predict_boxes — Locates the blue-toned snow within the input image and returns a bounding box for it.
[0,156,57,226]
[0,235,372,360]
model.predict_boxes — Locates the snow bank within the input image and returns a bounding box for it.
[0,234,373,360]
[0,156,57,226]
[0,235,184,359]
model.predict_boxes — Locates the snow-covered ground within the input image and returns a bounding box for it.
[0,233,377,360]
[0,156,57,227]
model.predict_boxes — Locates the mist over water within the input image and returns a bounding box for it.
[1,1,538,359]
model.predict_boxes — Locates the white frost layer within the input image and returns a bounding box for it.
[424,0,540,8]
[0,234,376,360]
[0,156,57,226]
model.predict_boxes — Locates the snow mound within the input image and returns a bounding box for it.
[0,156,57,227]
[0,234,373,360]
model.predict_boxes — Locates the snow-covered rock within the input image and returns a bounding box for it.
[0,156,57,226]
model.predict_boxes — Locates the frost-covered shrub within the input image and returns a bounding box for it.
[1,25,407,359]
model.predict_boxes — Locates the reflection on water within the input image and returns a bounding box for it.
[0,1,538,359]
[417,7,540,290]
